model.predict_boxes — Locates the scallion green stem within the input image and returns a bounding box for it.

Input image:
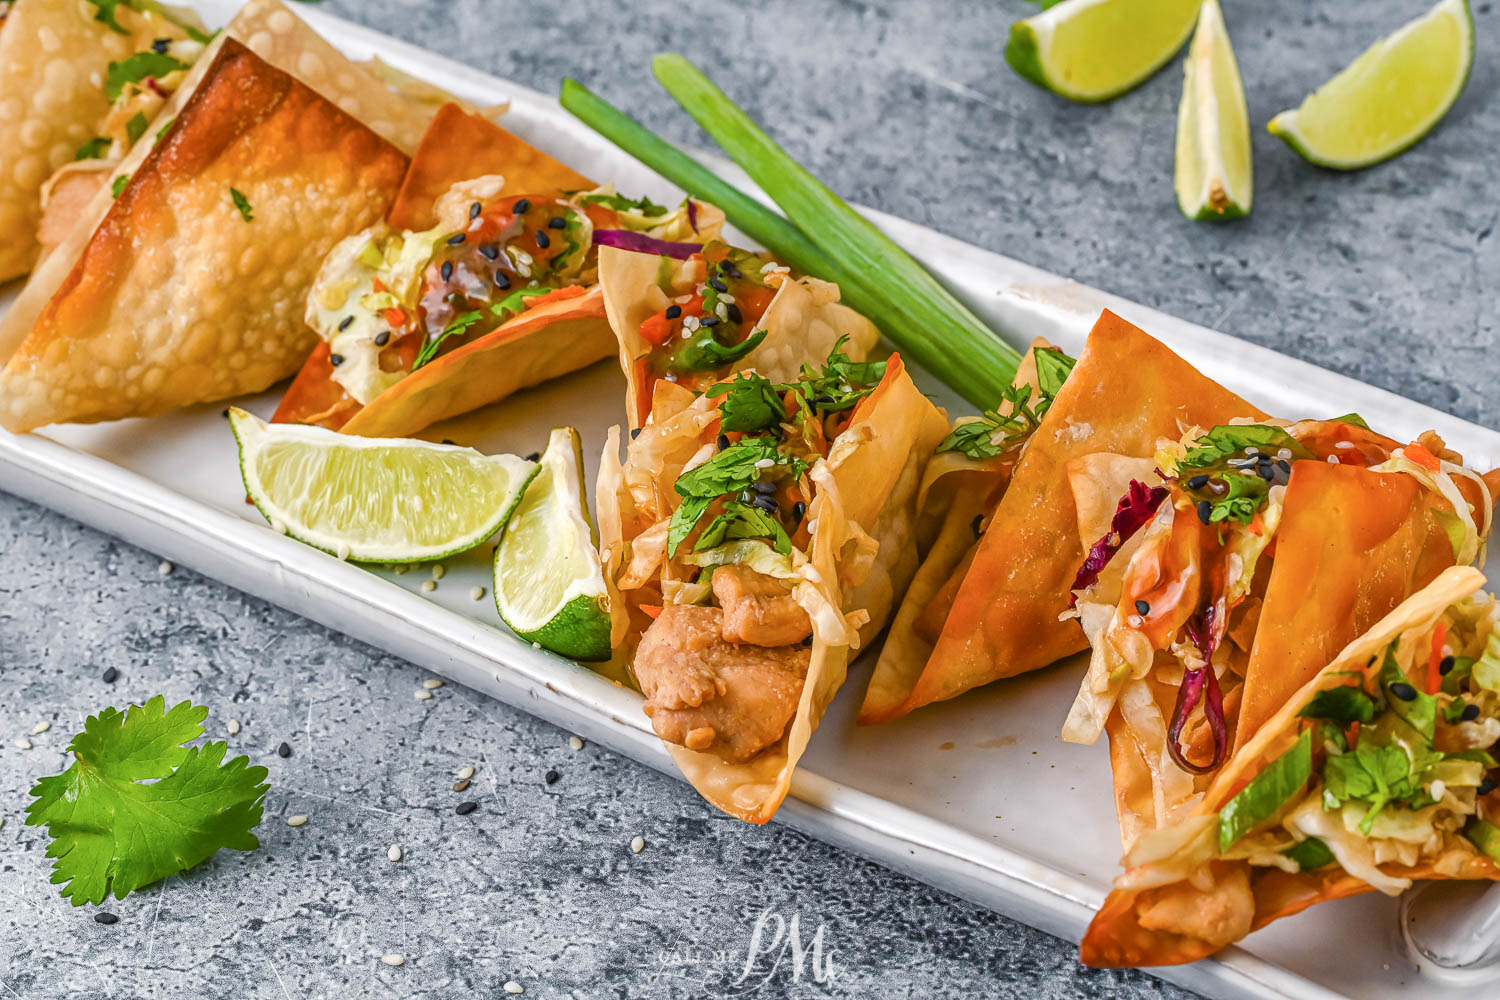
[650,53,1019,406]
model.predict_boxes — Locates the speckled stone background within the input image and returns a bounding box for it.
[2,1,1496,997]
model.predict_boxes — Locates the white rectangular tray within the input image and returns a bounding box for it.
[2,6,1495,998]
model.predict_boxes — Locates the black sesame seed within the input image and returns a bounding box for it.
[544,769,560,785]
[813,394,834,405]
[717,434,730,451]
[665,305,682,320]
[337,315,354,332]
[699,315,720,327]
[446,233,466,246]
[102,667,119,684]
[1196,499,1213,525]
[630,427,642,440]
[750,495,779,515]
[791,500,807,524]
[801,634,814,647]
[753,480,776,495]
[512,198,530,214]
[971,514,983,538]
[455,801,478,815]
[525,452,541,462]
[479,244,499,260]
[95,912,119,925]
[469,201,482,220]
[1134,600,1150,616]
[1389,682,1418,702]
[277,742,292,758]
[441,440,456,446]
[374,331,390,347]
[1186,474,1210,490]
[328,354,344,367]
[1440,656,1456,675]
[726,304,743,325]
[536,231,551,249]
[1256,464,1276,482]
[723,261,743,279]
[441,260,453,282]
[1462,704,1482,722]
[493,271,511,290]
[1482,779,1498,795]
[708,277,728,293]
[222,408,230,418]
[548,216,567,229]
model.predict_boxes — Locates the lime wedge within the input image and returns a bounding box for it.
[1174,0,1251,220]
[228,407,536,564]
[1005,0,1201,103]
[1267,0,1474,170]
[493,427,612,662]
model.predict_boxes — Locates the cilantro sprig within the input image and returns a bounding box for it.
[578,191,668,216]
[1176,424,1313,527]
[25,696,269,905]
[105,51,187,101]
[667,437,808,556]
[937,346,1075,460]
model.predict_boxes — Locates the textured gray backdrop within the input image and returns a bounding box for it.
[3,0,1496,997]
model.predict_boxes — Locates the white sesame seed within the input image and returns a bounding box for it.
[287,815,308,827]
[754,458,775,469]
[1243,446,1258,455]
[421,580,437,593]
[381,954,405,967]
[158,560,174,576]
[414,689,433,701]
[423,678,445,690]
[1335,440,1355,450]
[630,836,645,854]
[1327,454,1340,464]
[1276,448,1293,461]
[431,564,446,581]
[387,844,402,863]
[31,721,50,735]
[715,303,728,321]
[503,981,524,994]
[719,292,735,305]
[227,719,241,735]
[14,738,32,751]
[760,259,779,273]
[682,315,700,333]
[1127,614,1143,628]
[470,586,486,601]
[569,736,584,751]
[457,766,475,780]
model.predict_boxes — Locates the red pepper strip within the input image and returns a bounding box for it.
[639,311,673,346]
[1427,621,1449,695]
[1405,441,1442,472]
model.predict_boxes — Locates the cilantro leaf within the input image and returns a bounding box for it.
[668,438,808,557]
[1328,413,1371,430]
[1180,424,1312,471]
[229,187,253,223]
[155,116,175,144]
[1176,425,1315,528]
[85,0,133,34]
[937,346,1075,460]
[706,373,787,434]
[667,495,713,557]
[1376,644,1437,741]
[670,325,768,373]
[105,51,188,102]
[111,174,129,199]
[579,191,668,216]
[125,111,149,144]
[1298,684,1378,725]
[1323,743,1421,834]
[75,137,111,161]
[694,501,792,555]
[411,310,483,371]
[1282,836,1335,872]
[780,336,887,415]
[24,696,269,905]
[1467,820,1500,863]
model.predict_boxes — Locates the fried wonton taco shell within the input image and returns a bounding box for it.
[0,35,410,432]
[871,310,1266,721]
[1082,566,1500,968]
[661,355,949,822]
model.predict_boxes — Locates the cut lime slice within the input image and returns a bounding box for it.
[1005,0,1201,103]
[494,427,612,662]
[1267,0,1474,170]
[228,407,536,564]
[1174,0,1251,220]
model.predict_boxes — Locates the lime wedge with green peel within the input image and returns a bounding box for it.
[494,427,612,662]
[1267,0,1474,170]
[1006,0,1202,103]
[228,408,536,564]
[1174,0,1251,220]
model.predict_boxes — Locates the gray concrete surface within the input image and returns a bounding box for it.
[3,0,1497,996]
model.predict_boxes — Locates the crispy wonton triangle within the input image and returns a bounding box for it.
[387,103,595,231]
[0,0,181,282]
[0,38,409,431]
[870,310,1266,721]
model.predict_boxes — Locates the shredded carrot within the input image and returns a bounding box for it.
[522,285,589,310]
[639,604,663,620]
[1349,720,1361,748]
[382,307,406,327]
[1427,621,1449,695]
[639,311,673,346]
[1405,441,1442,472]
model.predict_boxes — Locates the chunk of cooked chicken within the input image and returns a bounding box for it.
[1136,863,1253,950]
[634,605,810,763]
[711,564,812,646]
